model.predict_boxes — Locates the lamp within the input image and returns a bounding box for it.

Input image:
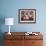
[5,18,14,35]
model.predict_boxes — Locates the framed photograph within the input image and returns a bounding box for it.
[18,9,36,23]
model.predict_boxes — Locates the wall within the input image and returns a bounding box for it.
[0,0,46,32]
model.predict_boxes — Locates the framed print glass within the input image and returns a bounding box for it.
[18,9,36,23]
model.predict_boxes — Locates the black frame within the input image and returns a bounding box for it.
[18,9,36,24]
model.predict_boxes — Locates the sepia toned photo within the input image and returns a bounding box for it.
[18,9,36,23]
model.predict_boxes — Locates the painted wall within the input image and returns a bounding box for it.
[0,0,46,46]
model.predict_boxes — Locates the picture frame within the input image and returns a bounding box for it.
[18,9,36,23]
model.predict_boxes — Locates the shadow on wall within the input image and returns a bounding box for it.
[0,16,5,46]
[0,15,5,32]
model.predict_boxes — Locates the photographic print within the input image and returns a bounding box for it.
[18,9,36,23]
